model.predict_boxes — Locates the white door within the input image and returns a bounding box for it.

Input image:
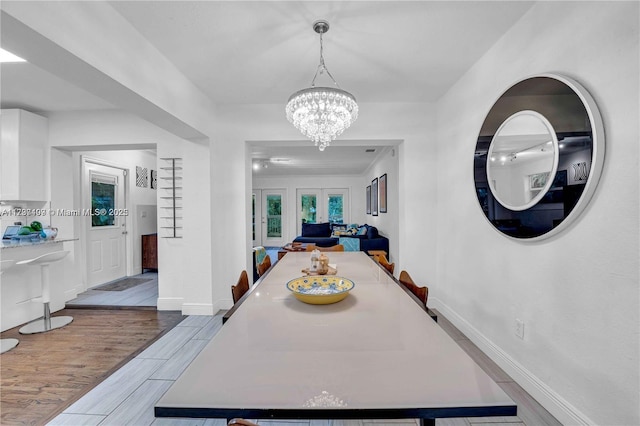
[296,188,350,235]
[84,161,127,287]
[252,189,263,247]
[262,189,286,247]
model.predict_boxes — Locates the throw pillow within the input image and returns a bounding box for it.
[254,246,267,265]
[331,224,347,233]
[356,226,368,236]
[339,237,360,251]
[367,226,379,239]
[301,222,331,238]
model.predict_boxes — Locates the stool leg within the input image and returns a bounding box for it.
[42,264,51,329]
[43,302,52,330]
[19,263,73,335]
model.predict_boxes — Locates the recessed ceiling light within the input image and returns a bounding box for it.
[0,48,26,63]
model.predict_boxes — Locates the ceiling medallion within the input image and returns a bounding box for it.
[286,20,358,151]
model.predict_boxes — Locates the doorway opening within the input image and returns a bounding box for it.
[54,147,159,308]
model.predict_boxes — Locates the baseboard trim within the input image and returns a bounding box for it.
[182,303,214,316]
[214,298,234,312]
[157,297,183,311]
[431,298,595,426]
[63,288,78,301]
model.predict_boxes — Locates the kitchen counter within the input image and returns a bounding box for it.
[1,237,78,332]
[1,238,78,249]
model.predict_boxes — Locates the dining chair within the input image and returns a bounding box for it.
[257,254,272,277]
[377,254,395,275]
[398,270,429,306]
[306,244,344,252]
[231,270,250,304]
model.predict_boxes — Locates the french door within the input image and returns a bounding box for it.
[296,188,349,235]
[254,189,286,247]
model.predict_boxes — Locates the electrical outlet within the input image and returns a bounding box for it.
[515,319,525,339]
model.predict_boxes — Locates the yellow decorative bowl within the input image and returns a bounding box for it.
[286,276,355,305]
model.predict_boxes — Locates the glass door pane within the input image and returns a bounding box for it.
[327,194,344,224]
[91,174,118,227]
[323,189,349,225]
[262,189,286,247]
[297,189,321,236]
[266,194,282,238]
[301,194,317,224]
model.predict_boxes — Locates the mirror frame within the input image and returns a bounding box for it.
[474,74,605,240]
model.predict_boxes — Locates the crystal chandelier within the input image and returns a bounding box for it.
[286,20,358,151]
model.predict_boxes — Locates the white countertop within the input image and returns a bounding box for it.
[1,237,78,249]
[155,251,516,421]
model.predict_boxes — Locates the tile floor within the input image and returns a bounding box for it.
[66,272,158,307]
[46,311,560,426]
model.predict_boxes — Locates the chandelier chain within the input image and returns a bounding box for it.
[311,32,340,88]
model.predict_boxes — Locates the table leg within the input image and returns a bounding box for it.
[419,419,435,426]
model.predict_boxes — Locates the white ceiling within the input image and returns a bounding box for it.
[0,1,534,175]
[251,143,393,176]
[0,62,115,112]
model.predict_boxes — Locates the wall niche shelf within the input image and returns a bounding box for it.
[159,158,183,238]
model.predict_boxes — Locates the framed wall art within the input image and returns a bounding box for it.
[372,178,378,216]
[379,173,387,213]
[150,169,158,189]
[366,185,371,214]
[136,166,148,188]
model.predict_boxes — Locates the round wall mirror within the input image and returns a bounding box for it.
[474,74,604,240]
[487,110,559,211]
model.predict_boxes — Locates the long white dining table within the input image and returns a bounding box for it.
[155,251,516,425]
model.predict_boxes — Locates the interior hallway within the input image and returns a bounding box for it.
[66,272,158,308]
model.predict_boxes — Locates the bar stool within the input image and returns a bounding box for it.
[1,260,20,353]
[18,251,73,334]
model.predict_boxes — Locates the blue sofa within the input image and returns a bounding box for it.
[293,222,389,253]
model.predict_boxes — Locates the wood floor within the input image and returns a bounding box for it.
[0,308,185,426]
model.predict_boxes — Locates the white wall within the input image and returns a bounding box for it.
[435,2,639,425]
[47,110,213,315]
[360,147,400,264]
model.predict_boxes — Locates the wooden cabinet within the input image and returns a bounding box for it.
[142,233,158,271]
[0,109,48,201]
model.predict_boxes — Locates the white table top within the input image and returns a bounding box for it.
[155,252,515,421]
